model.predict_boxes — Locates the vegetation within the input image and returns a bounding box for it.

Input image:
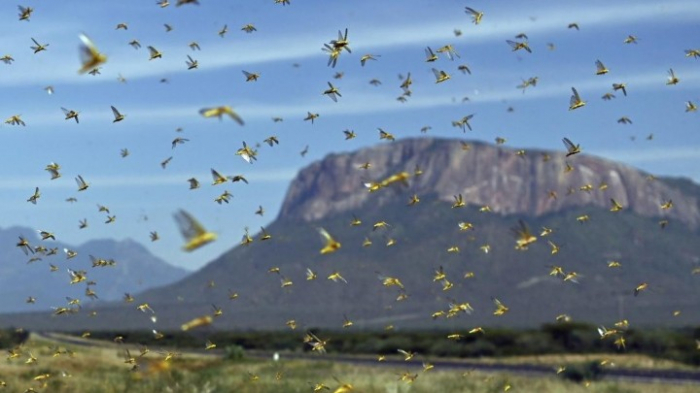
[0,333,697,393]
[75,323,700,366]
[0,328,28,348]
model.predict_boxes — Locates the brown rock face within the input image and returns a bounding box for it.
[279,138,700,228]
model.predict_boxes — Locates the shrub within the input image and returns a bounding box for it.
[559,361,604,383]
[223,345,246,361]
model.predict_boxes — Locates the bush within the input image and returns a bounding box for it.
[559,361,604,383]
[223,345,246,361]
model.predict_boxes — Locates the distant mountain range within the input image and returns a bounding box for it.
[4,138,700,331]
[0,226,188,313]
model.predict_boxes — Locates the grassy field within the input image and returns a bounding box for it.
[0,335,698,393]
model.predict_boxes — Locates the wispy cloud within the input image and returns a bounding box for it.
[0,168,298,191]
[593,147,700,164]
[17,66,693,127]
[0,0,696,87]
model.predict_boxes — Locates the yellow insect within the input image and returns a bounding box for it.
[548,241,560,255]
[378,128,395,141]
[323,82,342,102]
[59,108,80,125]
[666,68,679,85]
[492,298,509,315]
[360,54,380,66]
[512,220,537,250]
[306,332,330,353]
[242,70,260,81]
[612,83,627,96]
[75,175,89,191]
[610,198,623,212]
[436,44,460,60]
[18,5,33,21]
[26,187,40,204]
[235,141,257,164]
[633,282,648,296]
[432,68,451,83]
[211,169,228,185]
[322,43,341,68]
[563,271,579,283]
[464,6,483,24]
[259,226,272,241]
[241,24,257,33]
[199,106,244,125]
[16,236,34,255]
[147,46,162,60]
[304,112,320,124]
[595,59,609,75]
[330,28,351,53]
[327,271,347,283]
[78,34,107,74]
[661,199,673,210]
[425,46,438,62]
[318,227,341,254]
[624,35,638,44]
[30,37,49,54]
[569,87,586,110]
[397,349,416,361]
[685,48,700,58]
[241,227,253,246]
[186,55,198,69]
[5,114,25,126]
[506,39,531,53]
[214,190,232,204]
[111,105,125,122]
[378,273,404,289]
[342,314,353,328]
[173,209,217,251]
[181,315,213,331]
[280,276,293,288]
[306,268,317,280]
[562,137,580,156]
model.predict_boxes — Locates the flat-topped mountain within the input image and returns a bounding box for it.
[280,138,700,228]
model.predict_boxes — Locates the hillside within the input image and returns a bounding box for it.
[0,226,188,313]
[4,138,700,331]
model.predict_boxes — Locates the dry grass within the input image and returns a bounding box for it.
[474,353,694,370]
[0,336,697,392]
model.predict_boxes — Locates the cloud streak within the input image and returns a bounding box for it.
[0,168,298,191]
[0,0,697,87]
[593,147,700,164]
[25,67,693,125]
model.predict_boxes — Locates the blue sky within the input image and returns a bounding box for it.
[1,0,699,271]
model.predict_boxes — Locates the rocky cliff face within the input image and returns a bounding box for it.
[279,138,700,228]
